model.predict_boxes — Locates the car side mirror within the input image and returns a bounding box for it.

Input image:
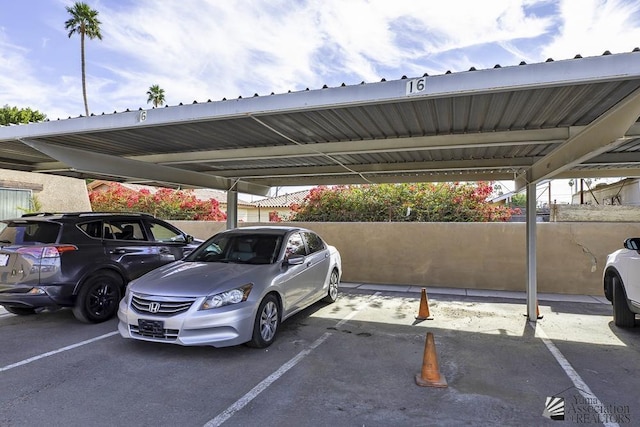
[285,254,305,266]
[623,237,640,252]
[185,235,194,244]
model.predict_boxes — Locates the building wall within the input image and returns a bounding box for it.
[0,189,31,219]
[551,204,640,222]
[169,220,637,296]
[0,170,91,214]
[243,206,292,222]
[572,180,640,206]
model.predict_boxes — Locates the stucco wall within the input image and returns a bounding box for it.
[170,220,639,296]
[170,220,227,239]
[551,204,640,222]
[0,169,91,212]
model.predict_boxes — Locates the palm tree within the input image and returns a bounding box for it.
[65,2,102,117]
[146,85,166,108]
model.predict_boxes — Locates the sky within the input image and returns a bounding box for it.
[1,0,640,201]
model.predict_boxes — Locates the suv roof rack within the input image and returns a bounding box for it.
[75,212,155,217]
[21,212,57,217]
[21,212,155,218]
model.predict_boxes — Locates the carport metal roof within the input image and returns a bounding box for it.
[1,49,640,197]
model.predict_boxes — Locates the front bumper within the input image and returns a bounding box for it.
[117,296,256,348]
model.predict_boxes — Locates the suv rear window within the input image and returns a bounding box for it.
[0,221,61,245]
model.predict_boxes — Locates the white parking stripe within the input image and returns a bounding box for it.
[205,332,332,427]
[531,322,619,427]
[205,292,379,427]
[0,331,119,373]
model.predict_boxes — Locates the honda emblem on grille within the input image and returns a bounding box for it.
[148,302,161,313]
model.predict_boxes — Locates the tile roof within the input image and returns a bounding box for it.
[250,189,310,208]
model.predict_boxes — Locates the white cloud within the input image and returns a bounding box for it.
[97,1,325,103]
[90,0,559,111]
[543,0,640,58]
[0,30,63,119]
[1,0,639,118]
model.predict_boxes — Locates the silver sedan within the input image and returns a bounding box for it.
[117,226,341,348]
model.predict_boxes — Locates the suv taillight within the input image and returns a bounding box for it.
[44,245,78,257]
[17,245,78,259]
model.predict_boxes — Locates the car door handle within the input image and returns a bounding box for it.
[159,248,172,254]
[110,249,127,255]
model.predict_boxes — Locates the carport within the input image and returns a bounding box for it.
[1,49,640,321]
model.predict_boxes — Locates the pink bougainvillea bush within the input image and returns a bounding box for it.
[290,182,515,222]
[89,183,226,221]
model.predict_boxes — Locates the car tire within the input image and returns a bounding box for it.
[247,294,279,348]
[613,276,635,328]
[5,306,37,316]
[322,269,339,303]
[72,271,123,324]
[604,277,613,302]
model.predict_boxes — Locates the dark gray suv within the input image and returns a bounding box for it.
[0,212,199,323]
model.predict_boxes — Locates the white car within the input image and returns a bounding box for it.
[118,226,341,348]
[603,238,640,327]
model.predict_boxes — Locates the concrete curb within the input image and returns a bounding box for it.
[340,282,608,304]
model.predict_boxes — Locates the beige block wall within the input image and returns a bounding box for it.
[0,170,91,212]
[170,220,640,296]
[552,204,640,222]
[170,220,227,240]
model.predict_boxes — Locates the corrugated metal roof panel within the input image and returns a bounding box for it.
[0,51,638,193]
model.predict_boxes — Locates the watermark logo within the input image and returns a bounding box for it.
[543,387,631,423]
[543,396,565,421]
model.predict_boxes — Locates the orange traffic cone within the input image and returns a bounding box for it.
[524,300,544,319]
[536,301,543,319]
[415,332,447,388]
[415,288,433,320]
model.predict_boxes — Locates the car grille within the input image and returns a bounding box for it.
[131,294,195,316]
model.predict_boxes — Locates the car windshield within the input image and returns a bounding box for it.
[187,233,282,265]
[0,221,61,245]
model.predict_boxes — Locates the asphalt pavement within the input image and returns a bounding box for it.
[0,284,637,427]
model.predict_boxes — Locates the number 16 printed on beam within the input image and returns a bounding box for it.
[406,77,427,95]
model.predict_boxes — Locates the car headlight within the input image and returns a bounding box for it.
[200,284,253,310]
[123,284,135,302]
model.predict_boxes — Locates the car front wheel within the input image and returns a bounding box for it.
[72,271,123,323]
[613,276,635,328]
[248,294,279,348]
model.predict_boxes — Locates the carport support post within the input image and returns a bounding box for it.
[226,190,238,229]
[526,182,538,322]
